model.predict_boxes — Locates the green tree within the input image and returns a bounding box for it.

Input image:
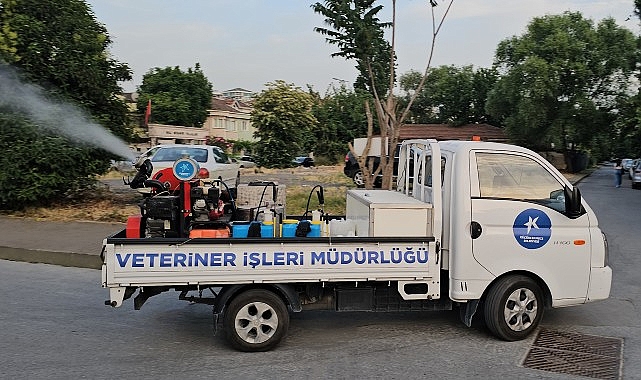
[0,0,132,210]
[621,0,641,159]
[251,80,318,168]
[486,11,637,162]
[0,0,132,138]
[311,84,372,161]
[137,63,213,127]
[314,0,453,189]
[312,0,393,98]
[399,65,499,125]
[0,113,107,209]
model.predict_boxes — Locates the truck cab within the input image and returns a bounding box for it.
[396,139,611,340]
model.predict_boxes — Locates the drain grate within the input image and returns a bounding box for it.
[523,329,623,379]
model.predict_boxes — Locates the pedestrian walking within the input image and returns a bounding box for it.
[614,159,623,188]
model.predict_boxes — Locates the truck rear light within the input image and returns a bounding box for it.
[198,168,210,178]
[345,154,350,163]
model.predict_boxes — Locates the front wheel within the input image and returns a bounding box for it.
[224,289,289,351]
[484,275,544,341]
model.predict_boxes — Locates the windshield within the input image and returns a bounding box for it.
[152,147,208,163]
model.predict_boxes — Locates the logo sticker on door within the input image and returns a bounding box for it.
[513,209,551,249]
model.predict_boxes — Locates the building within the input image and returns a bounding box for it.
[128,91,258,148]
[147,123,209,146]
[204,97,256,142]
[221,88,255,102]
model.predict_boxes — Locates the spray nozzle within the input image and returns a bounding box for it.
[316,186,325,206]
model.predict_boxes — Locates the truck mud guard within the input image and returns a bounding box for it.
[212,283,301,315]
[460,299,480,327]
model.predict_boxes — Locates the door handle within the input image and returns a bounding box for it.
[470,221,482,239]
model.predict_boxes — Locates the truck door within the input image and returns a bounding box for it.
[469,151,590,302]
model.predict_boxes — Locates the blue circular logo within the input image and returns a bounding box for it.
[172,158,199,181]
[513,209,551,249]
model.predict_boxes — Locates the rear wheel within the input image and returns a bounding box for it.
[484,275,543,341]
[224,289,289,351]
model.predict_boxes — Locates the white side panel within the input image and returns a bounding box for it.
[104,240,440,300]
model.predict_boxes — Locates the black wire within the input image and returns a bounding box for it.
[304,185,323,220]
[217,176,237,220]
[255,184,270,221]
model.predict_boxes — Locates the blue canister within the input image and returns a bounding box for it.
[261,222,274,238]
[308,221,321,237]
[281,220,298,238]
[232,222,250,238]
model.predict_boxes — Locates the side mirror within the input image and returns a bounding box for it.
[564,185,583,219]
[550,189,564,201]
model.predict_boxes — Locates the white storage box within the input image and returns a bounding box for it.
[346,189,432,237]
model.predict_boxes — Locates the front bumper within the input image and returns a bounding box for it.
[586,266,612,302]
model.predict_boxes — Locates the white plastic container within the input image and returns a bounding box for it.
[329,219,356,237]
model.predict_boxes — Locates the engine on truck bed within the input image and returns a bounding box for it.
[125,156,233,239]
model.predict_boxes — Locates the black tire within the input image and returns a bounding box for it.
[224,289,289,352]
[353,170,365,187]
[483,275,543,341]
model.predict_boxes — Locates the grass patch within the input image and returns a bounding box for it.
[285,186,349,216]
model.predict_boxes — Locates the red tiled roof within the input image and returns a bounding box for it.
[210,97,241,112]
[399,123,508,142]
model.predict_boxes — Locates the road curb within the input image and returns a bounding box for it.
[0,246,102,270]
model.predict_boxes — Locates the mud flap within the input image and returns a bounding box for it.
[460,299,480,327]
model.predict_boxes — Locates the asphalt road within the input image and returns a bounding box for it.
[0,165,639,379]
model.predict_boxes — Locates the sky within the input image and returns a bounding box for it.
[86,0,638,95]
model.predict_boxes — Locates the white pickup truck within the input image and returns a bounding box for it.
[102,139,611,351]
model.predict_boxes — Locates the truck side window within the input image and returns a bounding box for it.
[419,156,446,187]
[476,153,565,213]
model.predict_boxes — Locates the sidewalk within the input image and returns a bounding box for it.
[0,216,124,269]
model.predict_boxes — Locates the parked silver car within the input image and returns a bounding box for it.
[630,160,641,189]
[235,155,257,168]
[138,144,240,186]
[628,158,640,180]
[622,158,635,178]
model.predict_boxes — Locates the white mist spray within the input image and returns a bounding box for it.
[0,65,136,161]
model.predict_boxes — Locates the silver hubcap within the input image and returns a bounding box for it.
[504,288,538,332]
[354,171,364,186]
[234,301,278,344]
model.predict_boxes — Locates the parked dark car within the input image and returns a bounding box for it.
[344,144,407,188]
[293,156,315,167]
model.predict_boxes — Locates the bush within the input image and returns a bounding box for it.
[0,114,109,210]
